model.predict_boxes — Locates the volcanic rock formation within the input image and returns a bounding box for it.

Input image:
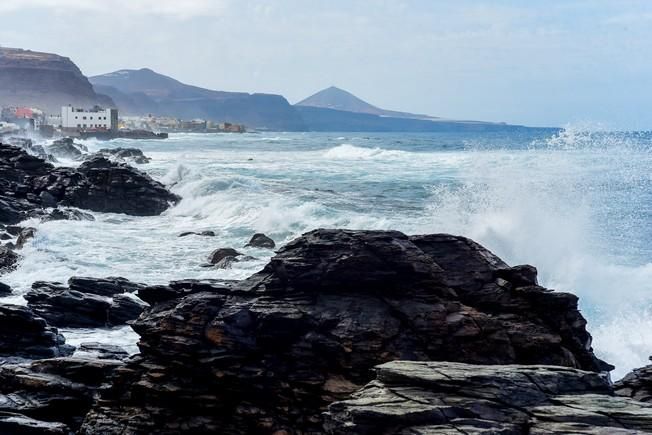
[0,143,179,224]
[78,229,611,434]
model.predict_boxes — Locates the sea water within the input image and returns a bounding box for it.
[3,127,652,378]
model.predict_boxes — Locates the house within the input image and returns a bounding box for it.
[61,106,118,132]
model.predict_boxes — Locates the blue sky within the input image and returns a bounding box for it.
[1,0,651,128]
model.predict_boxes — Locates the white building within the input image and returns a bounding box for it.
[61,106,118,131]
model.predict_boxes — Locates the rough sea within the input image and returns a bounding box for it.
[3,127,652,379]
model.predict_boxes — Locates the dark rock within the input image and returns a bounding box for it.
[0,357,123,431]
[5,226,23,236]
[179,230,216,238]
[46,138,86,160]
[39,191,58,207]
[0,282,11,294]
[0,304,74,359]
[61,156,180,215]
[77,343,129,361]
[0,411,70,434]
[107,294,148,325]
[81,229,609,434]
[94,147,151,164]
[25,281,112,328]
[615,361,652,402]
[0,143,179,223]
[137,279,238,305]
[0,233,11,241]
[15,227,37,250]
[39,208,95,222]
[25,280,148,328]
[0,196,36,225]
[0,246,20,275]
[245,232,275,249]
[207,248,242,265]
[324,360,652,434]
[214,256,239,269]
[68,276,145,297]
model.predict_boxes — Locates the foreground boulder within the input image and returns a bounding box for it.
[25,278,148,328]
[80,229,609,434]
[324,360,652,434]
[0,143,179,224]
[0,305,73,359]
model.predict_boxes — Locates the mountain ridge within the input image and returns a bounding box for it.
[90,68,305,130]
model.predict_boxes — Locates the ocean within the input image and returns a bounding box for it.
[3,127,652,379]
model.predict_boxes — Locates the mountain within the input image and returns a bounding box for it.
[90,69,305,131]
[0,47,113,113]
[296,86,438,121]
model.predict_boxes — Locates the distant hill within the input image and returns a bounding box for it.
[295,106,528,132]
[90,69,305,131]
[0,47,113,113]
[296,86,439,121]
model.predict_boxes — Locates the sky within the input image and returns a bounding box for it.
[1,0,651,129]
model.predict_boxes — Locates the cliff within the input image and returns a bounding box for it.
[0,47,113,113]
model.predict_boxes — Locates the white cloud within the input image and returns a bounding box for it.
[0,0,229,19]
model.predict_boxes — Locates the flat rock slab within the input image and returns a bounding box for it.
[324,360,652,434]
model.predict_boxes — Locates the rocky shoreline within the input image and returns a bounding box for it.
[2,141,652,434]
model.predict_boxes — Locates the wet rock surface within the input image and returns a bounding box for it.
[25,278,148,328]
[0,357,124,432]
[15,227,37,250]
[76,343,129,361]
[79,229,611,434]
[616,360,652,402]
[39,208,95,223]
[46,138,87,160]
[324,360,652,434]
[179,230,216,237]
[34,156,180,216]
[245,232,276,248]
[0,305,73,359]
[0,411,70,434]
[207,247,242,264]
[0,246,20,275]
[92,147,151,164]
[0,143,179,224]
